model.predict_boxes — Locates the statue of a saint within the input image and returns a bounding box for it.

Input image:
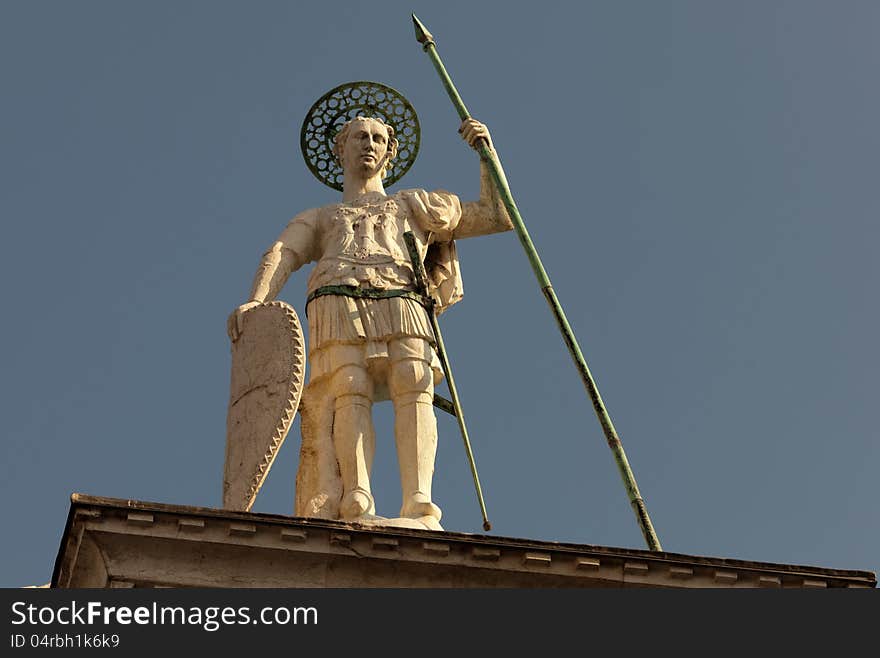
[227,89,510,530]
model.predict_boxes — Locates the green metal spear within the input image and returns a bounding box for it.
[403,231,491,532]
[412,14,663,551]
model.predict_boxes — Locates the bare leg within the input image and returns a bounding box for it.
[389,338,442,526]
[330,363,376,519]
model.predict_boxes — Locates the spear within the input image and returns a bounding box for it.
[403,231,491,532]
[412,14,663,551]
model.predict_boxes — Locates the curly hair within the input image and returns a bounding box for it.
[332,116,399,178]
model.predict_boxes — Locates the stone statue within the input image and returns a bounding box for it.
[226,85,510,531]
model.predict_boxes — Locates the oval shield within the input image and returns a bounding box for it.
[223,301,305,511]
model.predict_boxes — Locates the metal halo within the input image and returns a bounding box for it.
[300,81,420,191]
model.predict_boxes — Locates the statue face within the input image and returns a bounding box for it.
[340,118,390,178]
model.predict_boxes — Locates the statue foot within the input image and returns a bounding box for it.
[416,515,443,531]
[344,514,444,531]
[400,492,442,523]
[340,489,374,520]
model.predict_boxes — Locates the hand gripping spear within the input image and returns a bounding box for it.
[412,14,663,550]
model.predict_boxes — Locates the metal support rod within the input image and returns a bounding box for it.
[412,14,662,550]
[403,231,491,532]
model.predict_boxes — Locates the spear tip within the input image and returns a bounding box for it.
[411,13,435,47]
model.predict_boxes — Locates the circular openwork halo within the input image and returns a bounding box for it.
[300,81,420,191]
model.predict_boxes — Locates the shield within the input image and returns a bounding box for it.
[223,301,306,511]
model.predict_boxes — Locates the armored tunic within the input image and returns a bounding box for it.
[278,188,464,391]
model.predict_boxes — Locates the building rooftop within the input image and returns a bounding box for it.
[52,494,877,589]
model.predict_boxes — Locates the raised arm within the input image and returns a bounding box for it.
[227,208,318,342]
[455,118,513,239]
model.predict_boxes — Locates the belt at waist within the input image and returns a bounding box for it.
[305,285,430,310]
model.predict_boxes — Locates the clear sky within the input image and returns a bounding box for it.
[1,1,877,587]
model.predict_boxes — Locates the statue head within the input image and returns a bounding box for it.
[332,116,399,179]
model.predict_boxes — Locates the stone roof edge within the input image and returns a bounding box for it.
[64,492,876,586]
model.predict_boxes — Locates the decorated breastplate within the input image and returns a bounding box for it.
[307,194,417,291]
[334,196,407,263]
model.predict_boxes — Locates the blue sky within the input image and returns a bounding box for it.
[1,1,877,586]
